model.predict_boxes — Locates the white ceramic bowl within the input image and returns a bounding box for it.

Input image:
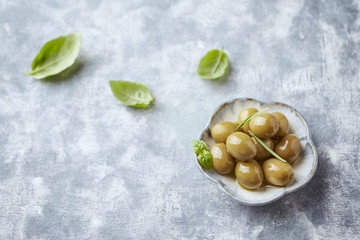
[197,98,318,206]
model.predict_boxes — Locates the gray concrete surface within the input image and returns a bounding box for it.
[1,0,360,239]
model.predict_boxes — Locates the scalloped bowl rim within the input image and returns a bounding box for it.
[196,98,318,206]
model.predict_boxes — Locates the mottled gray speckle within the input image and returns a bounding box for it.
[1,0,360,239]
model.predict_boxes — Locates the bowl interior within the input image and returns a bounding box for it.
[199,99,317,205]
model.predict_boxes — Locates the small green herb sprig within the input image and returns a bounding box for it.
[248,130,287,163]
[235,107,269,131]
[191,140,212,169]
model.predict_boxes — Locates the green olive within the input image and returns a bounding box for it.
[249,113,279,138]
[272,112,289,138]
[263,158,293,186]
[226,132,257,161]
[275,134,301,164]
[210,143,235,174]
[238,108,258,134]
[235,159,264,189]
[211,121,237,143]
[272,138,281,146]
[252,137,275,161]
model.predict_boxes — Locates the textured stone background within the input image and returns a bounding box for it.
[1,0,360,239]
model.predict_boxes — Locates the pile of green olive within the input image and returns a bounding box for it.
[210,108,301,190]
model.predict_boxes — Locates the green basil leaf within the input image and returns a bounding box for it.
[191,139,208,155]
[25,33,82,79]
[197,48,229,80]
[109,80,155,108]
[197,150,213,169]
